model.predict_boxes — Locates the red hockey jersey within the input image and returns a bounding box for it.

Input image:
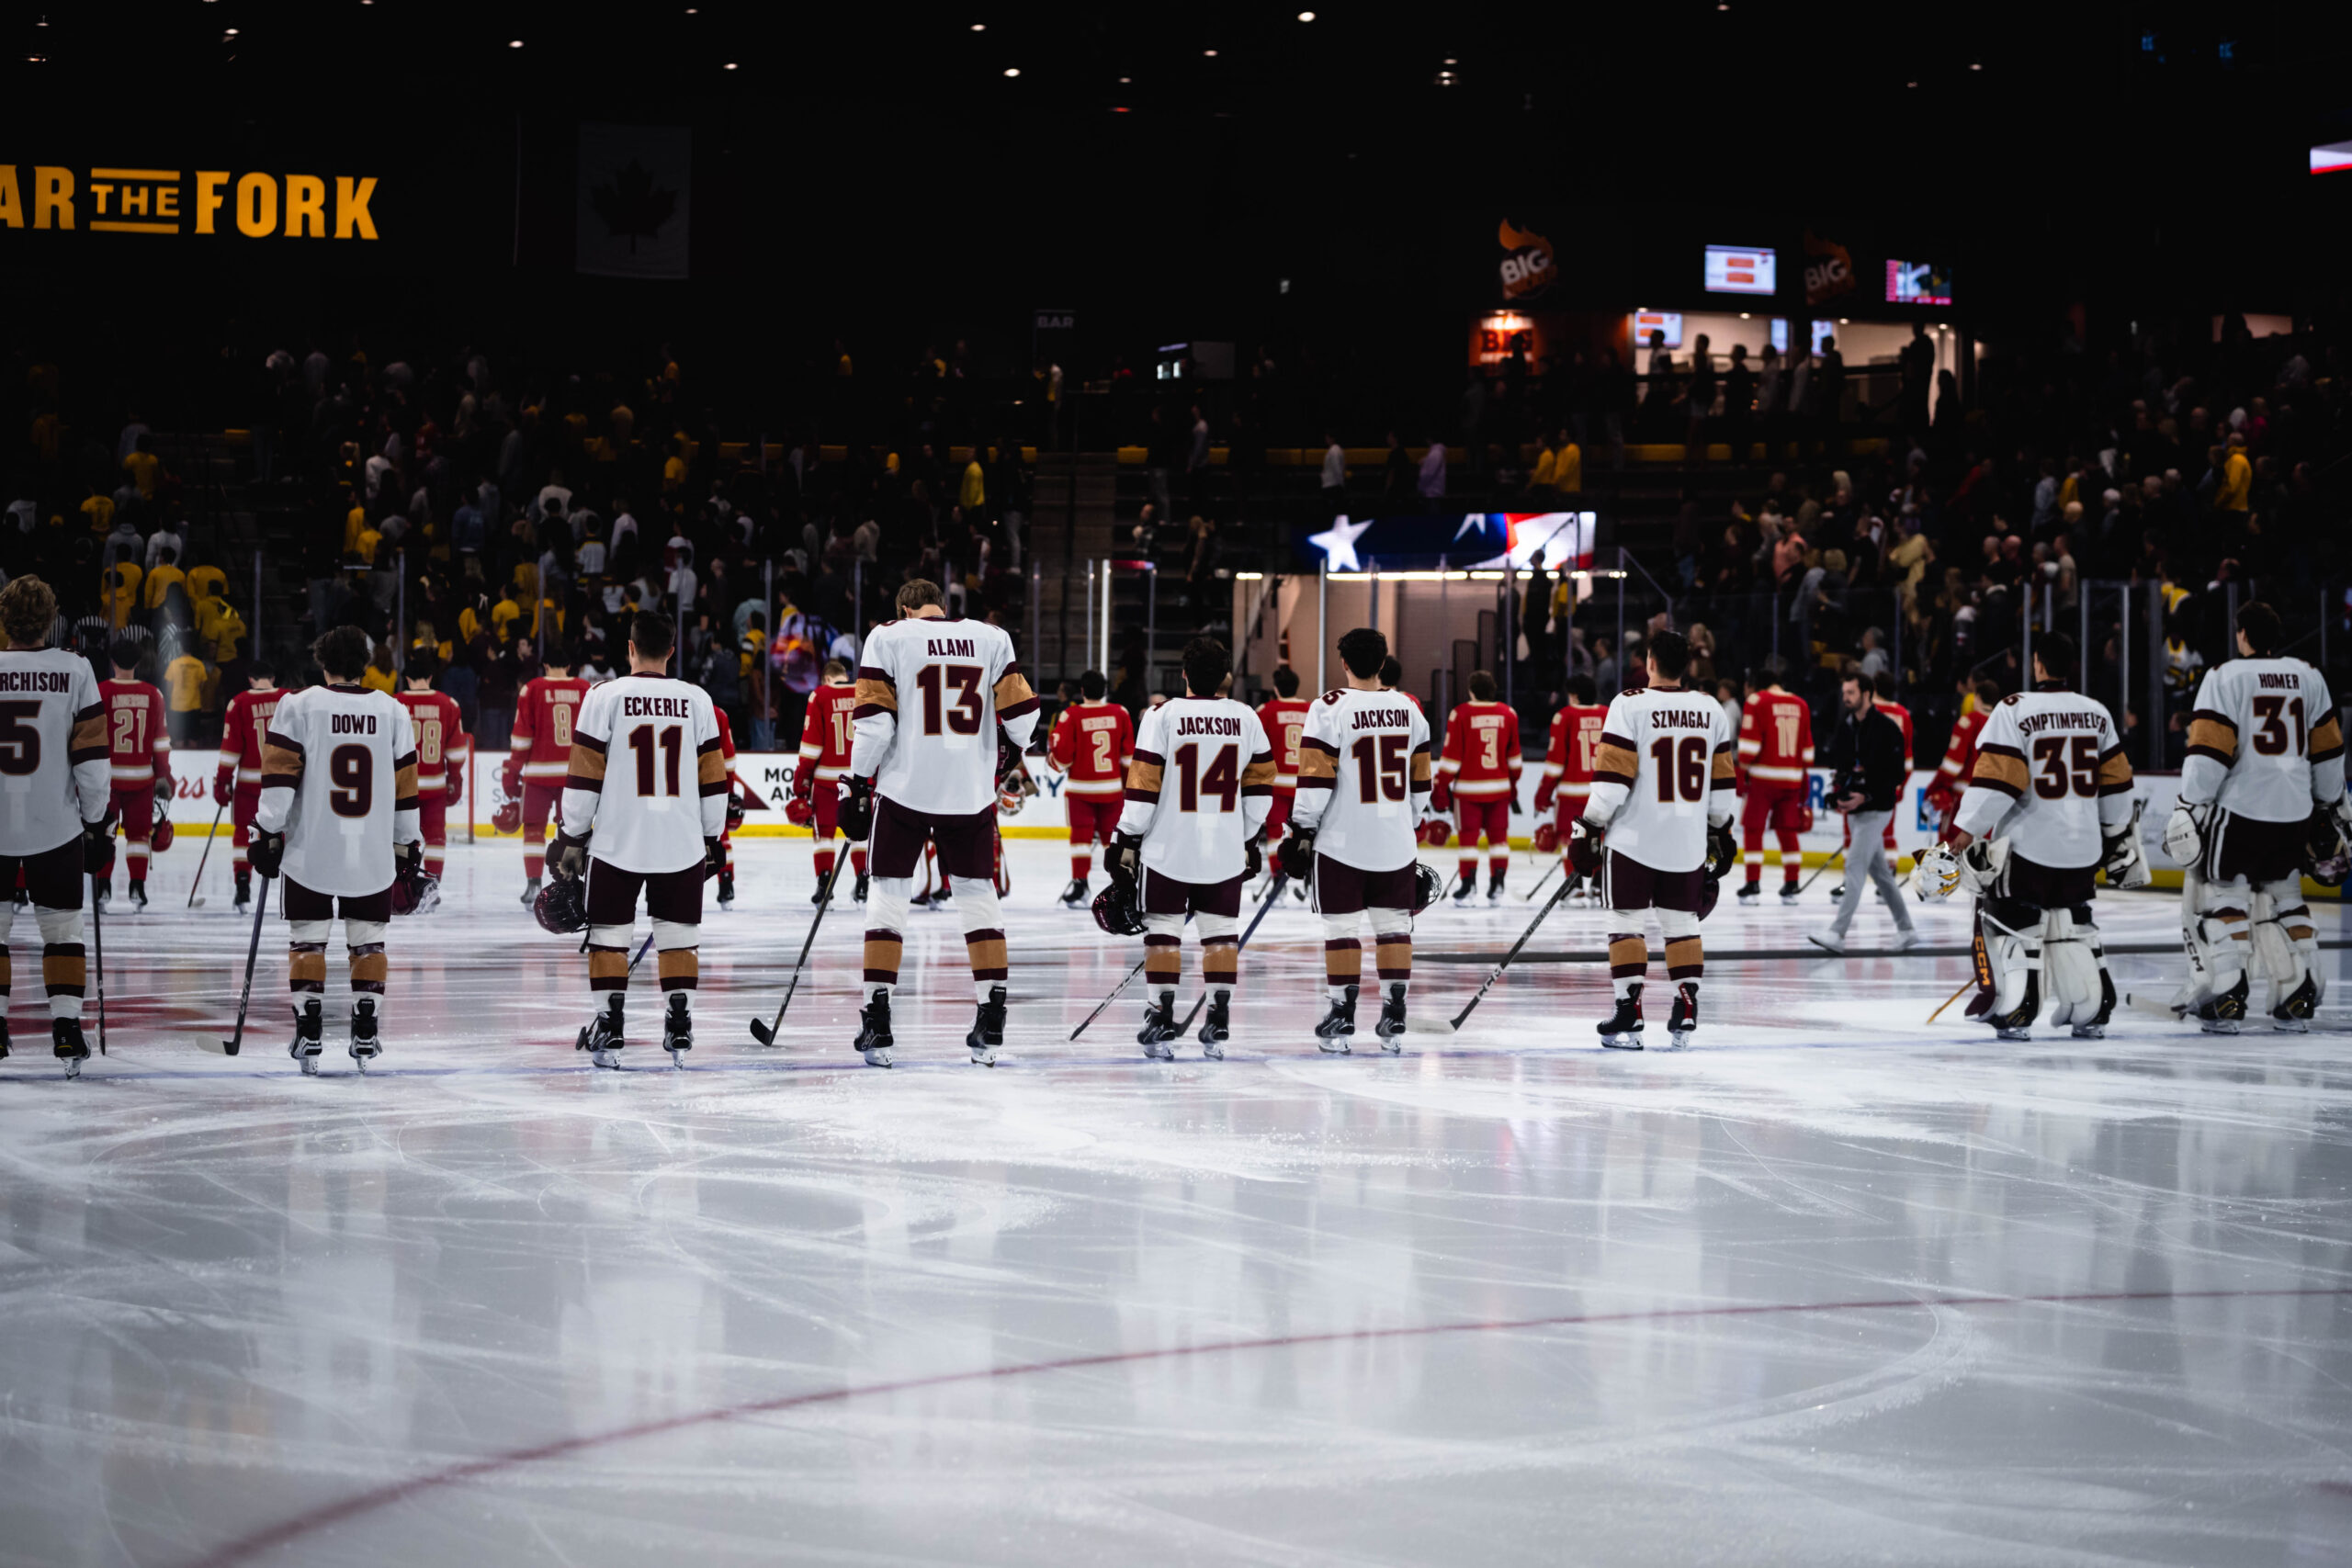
[1737,688,1815,786]
[1436,700,1523,799]
[1534,702,1609,808]
[793,680,858,792]
[1256,696,1313,788]
[1046,698,1136,800]
[509,675,591,785]
[217,685,287,790]
[99,678,171,789]
[395,689,470,800]
[1928,707,1988,812]
[1878,698,1915,770]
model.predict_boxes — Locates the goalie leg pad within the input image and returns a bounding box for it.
[2187,870,2253,997]
[1978,898,2041,1027]
[2041,907,2109,1027]
[2249,879,2320,1008]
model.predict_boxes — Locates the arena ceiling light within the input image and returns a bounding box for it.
[1003,66,1020,76]
[1297,10,1315,19]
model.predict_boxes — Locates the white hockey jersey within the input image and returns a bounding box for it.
[1118,696,1276,885]
[1953,687,2133,869]
[851,614,1039,816]
[1583,683,1736,873]
[2182,658,2345,822]
[560,674,727,874]
[0,648,111,855]
[254,683,424,896]
[1288,686,1432,873]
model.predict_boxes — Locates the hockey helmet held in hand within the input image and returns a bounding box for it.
[533,874,589,935]
[1091,881,1147,937]
[1412,861,1443,914]
[390,867,440,917]
[2304,804,2350,886]
[151,817,175,854]
[492,796,523,835]
[784,793,814,827]
[1698,874,1720,920]
[1532,819,1559,854]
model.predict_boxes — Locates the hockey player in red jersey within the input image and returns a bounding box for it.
[1532,674,1608,900]
[791,659,866,904]
[395,653,470,898]
[1255,664,1313,842]
[97,639,171,911]
[1431,670,1521,901]
[1045,668,1133,907]
[504,642,590,908]
[215,661,286,915]
[1925,678,2001,841]
[1736,660,1815,902]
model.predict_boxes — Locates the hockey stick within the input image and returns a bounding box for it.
[90,871,107,1056]
[1175,873,1289,1033]
[1522,857,1563,901]
[1794,847,1845,895]
[747,847,851,1047]
[1425,870,1581,1034]
[1925,976,1975,1024]
[187,798,228,908]
[1070,956,1148,1042]
[198,875,271,1055]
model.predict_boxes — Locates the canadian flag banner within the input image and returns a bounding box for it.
[575,123,691,280]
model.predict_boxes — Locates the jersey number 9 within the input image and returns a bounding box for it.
[329,744,373,818]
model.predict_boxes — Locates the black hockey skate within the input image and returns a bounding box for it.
[2273,973,2320,1033]
[2071,970,2118,1041]
[128,880,148,911]
[1374,985,1408,1052]
[852,873,870,904]
[233,874,253,915]
[1058,877,1089,909]
[1736,881,1761,903]
[717,870,736,908]
[1450,873,1476,904]
[662,992,693,1067]
[53,1016,89,1078]
[967,985,1006,1066]
[0,1013,9,1059]
[288,997,324,1075]
[1315,984,1358,1054]
[1984,977,2040,1042]
[1486,871,1507,903]
[349,996,381,1071]
[1197,991,1231,1059]
[577,996,624,1068]
[1597,985,1645,1049]
[93,884,110,914]
[1779,883,1802,904]
[1666,981,1698,1048]
[1137,995,1180,1060]
[854,992,894,1067]
[2195,972,2249,1036]
[520,876,542,909]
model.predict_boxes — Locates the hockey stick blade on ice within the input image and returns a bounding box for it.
[748,848,851,1046]
[1427,872,1581,1034]
[198,876,272,1055]
[1522,856,1562,902]
[1177,873,1288,1033]
[1071,956,1150,1042]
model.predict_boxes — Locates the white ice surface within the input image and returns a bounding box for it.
[1,836,2348,1566]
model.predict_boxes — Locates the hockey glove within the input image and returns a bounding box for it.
[1430,775,1453,814]
[704,837,724,880]
[2163,800,2211,867]
[393,838,424,899]
[546,833,587,882]
[214,772,234,808]
[784,793,815,827]
[2100,801,2153,889]
[248,827,287,880]
[2330,794,2352,852]
[83,814,117,878]
[1532,819,1560,854]
[1909,841,1962,901]
[1276,826,1316,882]
[1244,835,1263,881]
[726,793,748,833]
[1566,817,1606,877]
[447,767,464,807]
[1106,832,1143,896]
[1957,835,2008,895]
[1703,821,1738,882]
[1532,778,1555,814]
[838,775,876,841]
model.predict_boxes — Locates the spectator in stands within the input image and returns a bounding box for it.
[1417,438,1446,501]
[1320,433,1346,516]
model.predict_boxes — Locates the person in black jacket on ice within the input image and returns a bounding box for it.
[1811,665,1918,953]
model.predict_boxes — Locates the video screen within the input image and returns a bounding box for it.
[1886,259,1954,306]
[1629,310,1683,349]
[2313,140,2352,175]
[1704,245,1777,295]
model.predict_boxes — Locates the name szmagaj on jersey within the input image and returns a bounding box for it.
[1648,707,1717,729]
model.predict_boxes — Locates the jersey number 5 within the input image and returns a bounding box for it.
[0,702,39,776]
[916,664,985,736]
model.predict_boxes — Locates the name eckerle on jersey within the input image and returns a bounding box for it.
[622,695,696,717]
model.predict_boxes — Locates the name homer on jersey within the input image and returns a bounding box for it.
[1176,713,1247,737]
[2256,671,2303,691]
[0,670,74,693]
[1351,707,1416,729]
[2014,709,2110,735]
[329,713,379,734]
[622,695,696,717]
[925,637,977,658]
[1649,707,1716,729]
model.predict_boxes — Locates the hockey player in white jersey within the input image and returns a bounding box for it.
[1106,636,1275,1058]
[2162,601,2347,1031]
[548,610,726,1068]
[1571,629,1736,1048]
[842,579,1040,1066]
[1913,632,2146,1041]
[1282,626,1435,1051]
[0,577,114,1077]
[249,626,426,1074]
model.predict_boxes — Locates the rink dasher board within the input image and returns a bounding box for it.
[147,750,2336,897]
